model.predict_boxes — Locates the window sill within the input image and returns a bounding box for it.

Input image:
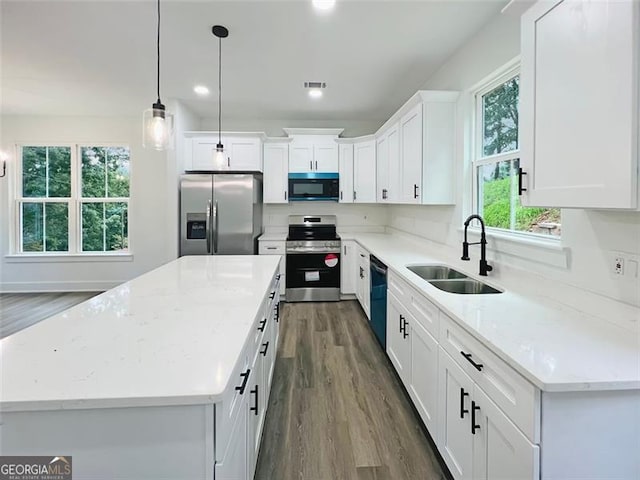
[457,227,569,269]
[5,253,134,264]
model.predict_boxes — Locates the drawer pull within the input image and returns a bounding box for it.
[260,341,269,356]
[250,385,259,415]
[402,318,409,339]
[266,247,278,250]
[235,369,251,394]
[269,291,276,299]
[275,303,280,323]
[460,388,469,419]
[471,401,481,434]
[276,274,281,280]
[461,351,484,371]
[399,314,405,333]
[258,318,267,332]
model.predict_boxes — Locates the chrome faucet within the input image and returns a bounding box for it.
[462,214,493,276]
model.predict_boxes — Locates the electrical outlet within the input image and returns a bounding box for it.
[614,256,625,275]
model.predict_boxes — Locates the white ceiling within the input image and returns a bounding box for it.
[1,0,506,125]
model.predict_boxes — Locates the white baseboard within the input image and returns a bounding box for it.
[0,280,124,293]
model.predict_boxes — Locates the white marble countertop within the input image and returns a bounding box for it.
[0,255,281,412]
[351,233,640,392]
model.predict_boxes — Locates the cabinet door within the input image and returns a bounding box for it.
[314,144,339,172]
[400,103,423,204]
[376,133,390,202]
[192,137,220,170]
[263,143,289,203]
[472,387,539,480]
[339,144,354,203]
[353,140,377,203]
[408,317,439,435]
[386,124,401,203]
[360,250,371,319]
[520,0,639,209]
[438,348,474,480]
[247,353,264,479]
[340,241,357,294]
[214,396,248,480]
[227,137,262,171]
[386,293,411,384]
[289,142,314,173]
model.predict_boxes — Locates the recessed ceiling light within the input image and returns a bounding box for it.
[193,85,210,96]
[312,0,336,11]
[305,81,326,99]
[309,89,323,99]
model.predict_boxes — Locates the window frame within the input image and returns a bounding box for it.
[14,143,131,256]
[471,61,561,242]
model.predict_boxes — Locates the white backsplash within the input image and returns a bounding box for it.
[263,203,388,235]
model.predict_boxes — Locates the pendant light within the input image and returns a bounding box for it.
[143,0,174,150]
[212,25,229,168]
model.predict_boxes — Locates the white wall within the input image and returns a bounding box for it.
[0,115,173,291]
[387,12,640,307]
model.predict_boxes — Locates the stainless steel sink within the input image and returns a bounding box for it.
[428,279,502,295]
[407,265,468,280]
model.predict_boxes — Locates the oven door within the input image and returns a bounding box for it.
[286,251,341,302]
[288,173,339,201]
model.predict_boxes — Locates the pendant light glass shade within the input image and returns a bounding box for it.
[143,0,174,150]
[143,102,174,150]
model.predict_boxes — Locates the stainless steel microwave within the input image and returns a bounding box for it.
[288,173,339,201]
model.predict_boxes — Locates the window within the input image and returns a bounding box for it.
[17,145,130,254]
[473,67,560,237]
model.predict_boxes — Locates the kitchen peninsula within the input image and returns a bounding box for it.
[0,255,282,480]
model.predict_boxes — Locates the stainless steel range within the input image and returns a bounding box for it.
[286,215,341,302]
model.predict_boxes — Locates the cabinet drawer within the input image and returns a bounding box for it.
[439,314,540,442]
[258,241,285,255]
[406,284,439,339]
[388,270,410,304]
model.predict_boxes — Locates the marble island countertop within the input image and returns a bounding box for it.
[346,233,640,392]
[0,255,281,412]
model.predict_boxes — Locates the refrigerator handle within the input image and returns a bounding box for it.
[213,200,219,253]
[206,200,212,254]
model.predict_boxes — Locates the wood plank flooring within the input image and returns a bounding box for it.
[255,300,449,480]
[0,292,101,339]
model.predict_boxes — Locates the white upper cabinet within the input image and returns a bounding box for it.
[263,142,289,204]
[284,129,342,173]
[400,103,424,204]
[339,144,354,203]
[520,0,639,209]
[353,138,377,203]
[376,123,400,203]
[185,134,263,172]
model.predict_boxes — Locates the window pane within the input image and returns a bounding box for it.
[44,203,69,251]
[22,202,44,251]
[482,76,519,156]
[105,202,128,251]
[82,202,129,252]
[47,147,71,197]
[81,147,106,197]
[22,147,46,197]
[82,202,104,251]
[477,159,561,236]
[106,147,130,197]
[22,146,71,198]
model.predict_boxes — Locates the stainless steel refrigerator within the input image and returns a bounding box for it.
[180,172,263,256]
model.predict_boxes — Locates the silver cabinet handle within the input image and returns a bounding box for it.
[213,200,219,253]
[206,200,212,254]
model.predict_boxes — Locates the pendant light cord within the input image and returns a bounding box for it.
[218,36,222,145]
[156,0,161,102]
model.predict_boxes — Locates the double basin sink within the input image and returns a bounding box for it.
[406,265,502,295]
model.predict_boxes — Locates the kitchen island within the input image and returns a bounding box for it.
[0,255,282,480]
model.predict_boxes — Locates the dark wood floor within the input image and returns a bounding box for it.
[0,292,101,339]
[255,300,448,480]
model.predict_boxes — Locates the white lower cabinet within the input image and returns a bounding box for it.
[214,401,248,480]
[386,292,411,383]
[472,387,539,480]
[258,240,286,297]
[341,240,357,295]
[438,347,474,479]
[355,245,370,318]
